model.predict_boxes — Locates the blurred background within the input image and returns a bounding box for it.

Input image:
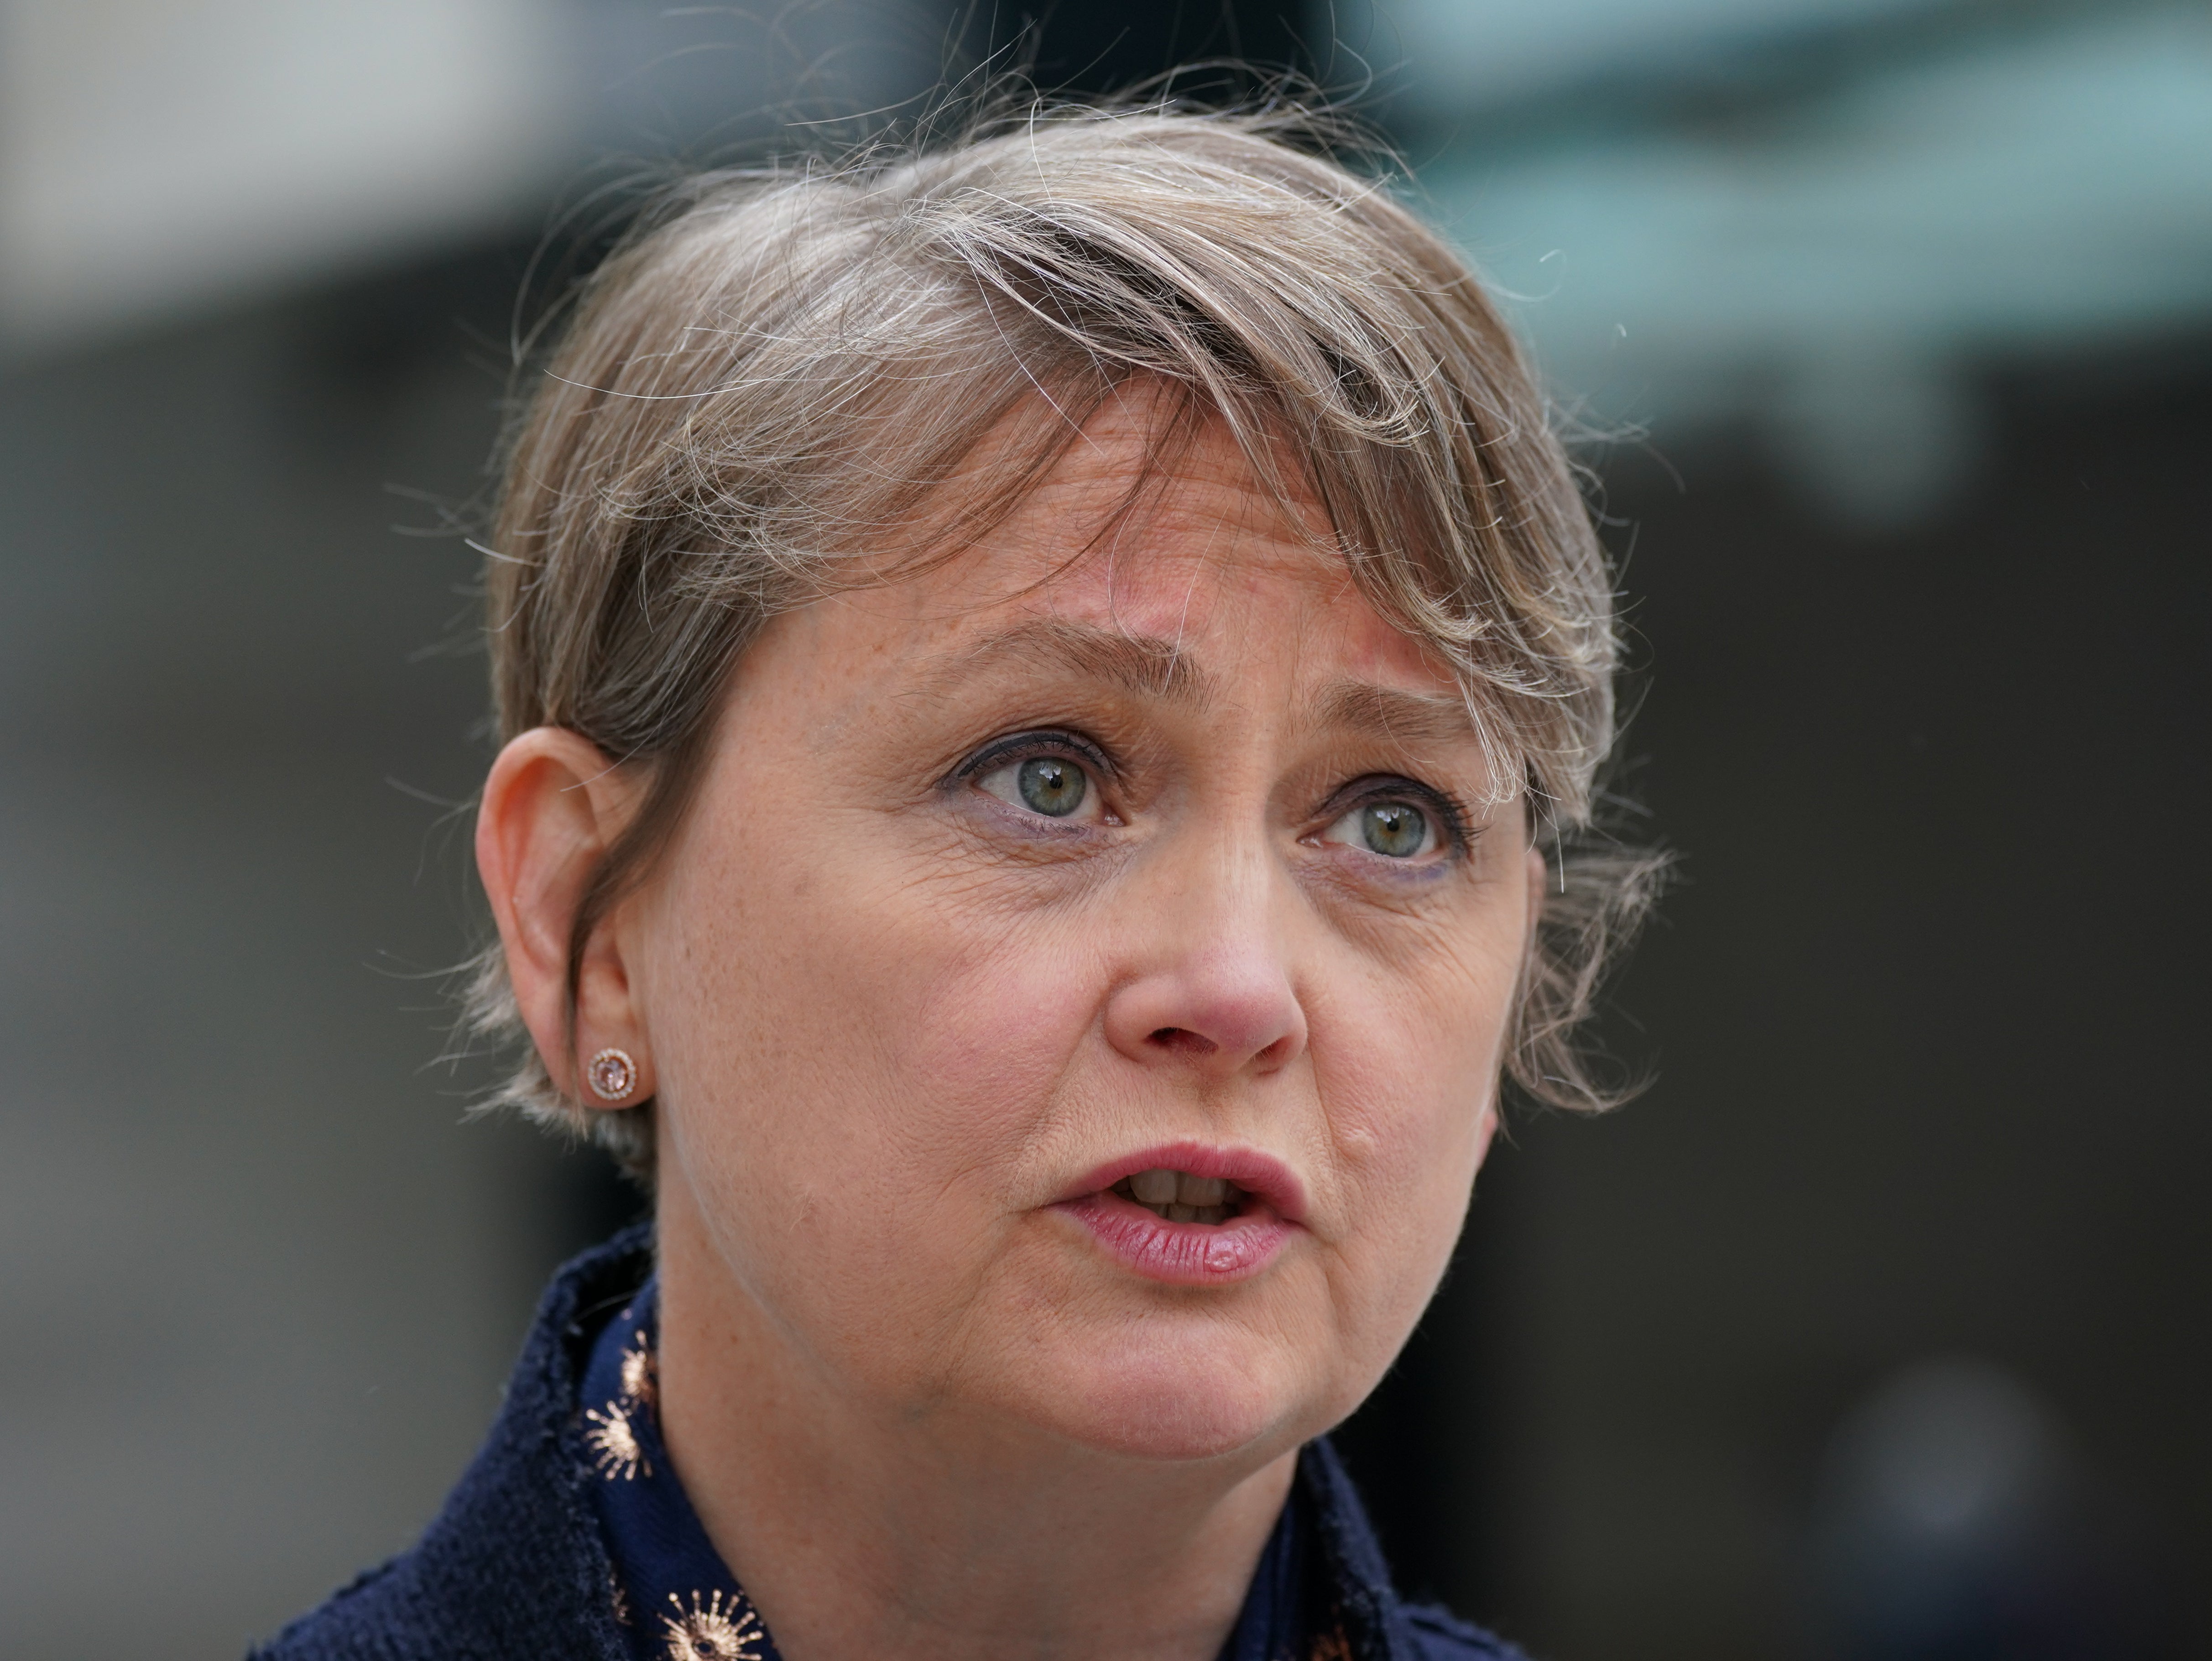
[1,1,2205,1656]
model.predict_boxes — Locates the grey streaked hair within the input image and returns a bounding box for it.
[464,98,1664,1184]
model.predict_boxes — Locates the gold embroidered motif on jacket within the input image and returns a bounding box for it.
[660,1588,766,1661]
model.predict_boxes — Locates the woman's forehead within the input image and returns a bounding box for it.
[1002,389,1328,546]
[902,403,1452,697]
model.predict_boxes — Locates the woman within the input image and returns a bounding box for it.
[260,101,1653,1661]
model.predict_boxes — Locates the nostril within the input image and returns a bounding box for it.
[1148,1027,1219,1055]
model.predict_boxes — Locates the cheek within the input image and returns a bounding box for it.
[1309,931,1521,1353]
[639,807,1106,1365]
[1332,912,1519,1154]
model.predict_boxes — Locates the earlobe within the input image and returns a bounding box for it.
[475,727,652,1106]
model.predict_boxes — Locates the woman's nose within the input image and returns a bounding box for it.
[1101,854,1309,1079]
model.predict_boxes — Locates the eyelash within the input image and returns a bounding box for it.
[951,729,1117,794]
[950,731,1473,855]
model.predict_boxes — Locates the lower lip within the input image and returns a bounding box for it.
[1052,1190,1296,1285]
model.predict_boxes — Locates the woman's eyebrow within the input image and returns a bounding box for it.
[1307,681,1478,747]
[918,617,1218,708]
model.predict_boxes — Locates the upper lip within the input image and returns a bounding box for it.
[1056,1141,1309,1224]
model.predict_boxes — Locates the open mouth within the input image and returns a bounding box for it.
[1111,1168,1247,1226]
[1054,1144,1300,1284]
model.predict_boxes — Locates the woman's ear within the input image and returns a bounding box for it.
[476,727,653,1107]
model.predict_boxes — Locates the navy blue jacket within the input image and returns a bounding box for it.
[255,1228,1526,1661]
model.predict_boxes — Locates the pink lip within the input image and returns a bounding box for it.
[1049,1141,1307,1287]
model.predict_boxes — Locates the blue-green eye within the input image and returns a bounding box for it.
[1322,799,1436,859]
[1017,757,1086,817]
[975,751,1102,821]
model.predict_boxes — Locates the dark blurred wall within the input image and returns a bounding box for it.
[969,0,1314,91]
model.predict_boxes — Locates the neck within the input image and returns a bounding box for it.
[652,1184,1299,1661]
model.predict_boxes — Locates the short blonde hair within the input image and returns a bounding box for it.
[467,99,1661,1182]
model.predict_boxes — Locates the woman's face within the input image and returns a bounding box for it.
[629,407,1539,1464]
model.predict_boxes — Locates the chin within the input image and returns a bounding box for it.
[1019,1332,1320,1464]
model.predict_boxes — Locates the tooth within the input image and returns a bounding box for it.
[1195,1205,1227,1225]
[1131,1169,1178,1205]
[1177,1174,1228,1207]
[1165,1203,1197,1223]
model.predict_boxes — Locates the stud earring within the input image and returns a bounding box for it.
[586,1047,639,1103]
